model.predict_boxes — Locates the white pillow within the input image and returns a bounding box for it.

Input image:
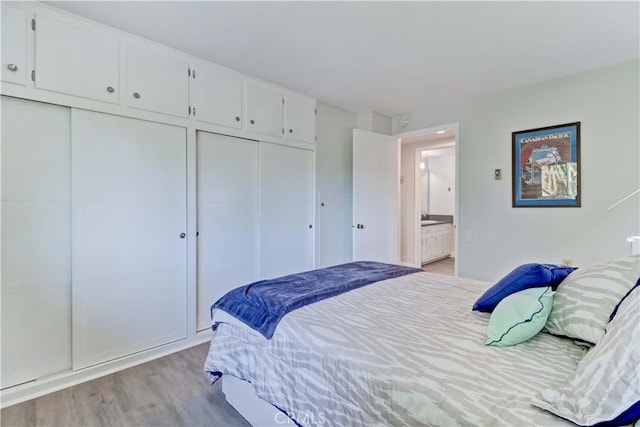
[532,285,640,426]
[545,255,639,344]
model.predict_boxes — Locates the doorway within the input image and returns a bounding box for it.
[397,124,458,275]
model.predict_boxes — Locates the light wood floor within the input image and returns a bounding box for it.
[422,256,455,275]
[0,343,250,427]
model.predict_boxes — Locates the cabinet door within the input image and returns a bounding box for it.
[72,110,187,369]
[444,224,452,255]
[1,4,27,85]
[245,82,283,138]
[34,14,119,103]
[424,229,434,262]
[191,63,242,129]
[126,45,189,118]
[196,132,259,331]
[433,226,445,259]
[284,94,316,143]
[260,142,314,278]
[1,97,72,388]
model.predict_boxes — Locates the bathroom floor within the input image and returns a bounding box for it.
[422,257,455,276]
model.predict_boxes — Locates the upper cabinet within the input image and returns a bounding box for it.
[1,4,27,86]
[284,93,316,144]
[245,81,283,138]
[190,62,243,129]
[34,14,120,104]
[4,4,315,142]
[125,45,189,118]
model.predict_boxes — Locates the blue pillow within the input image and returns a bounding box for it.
[473,263,576,313]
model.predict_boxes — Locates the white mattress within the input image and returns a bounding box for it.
[205,271,588,426]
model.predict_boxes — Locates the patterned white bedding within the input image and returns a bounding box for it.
[204,272,588,426]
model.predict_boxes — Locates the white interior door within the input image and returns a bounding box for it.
[1,97,72,388]
[260,142,314,278]
[72,110,187,369]
[196,132,259,331]
[352,129,400,264]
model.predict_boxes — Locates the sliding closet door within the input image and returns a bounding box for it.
[196,132,259,331]
[1,97,72,388]
[260,142,314,278]
[72,110,187,369]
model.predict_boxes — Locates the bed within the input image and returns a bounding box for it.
[204,258,640,426]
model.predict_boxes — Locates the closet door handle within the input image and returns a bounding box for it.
[235,116,240,122]
[133,92,141,99]
[106,86,115,93]
[250,119,255,125]
[179,233,186,239]
[7,64,18,72]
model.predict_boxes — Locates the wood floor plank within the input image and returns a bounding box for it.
[1,343,250,427]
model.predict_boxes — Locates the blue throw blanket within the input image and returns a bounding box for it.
[212,261,422,339]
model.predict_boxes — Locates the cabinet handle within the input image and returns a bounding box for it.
[133,92,141,99]
[289,129,293,133]
[106,86,115,93]
[250,119,255,125]
[7,64,18,72]
[180,233,186,239]
[235,116,240,122]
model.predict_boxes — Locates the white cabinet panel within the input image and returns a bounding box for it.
[420,223,453,264]
[34,14,119,103]
[191,63,243,129]
[1,4,27,85]
[125,45,189,118]
[1,97,71,388]
[284,94,316,143]
[196,132,259,331]
[72,110,187,369]
[245,82,283,138]
[260,142,314,278]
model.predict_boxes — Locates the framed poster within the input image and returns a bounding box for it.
[512,122,581,207]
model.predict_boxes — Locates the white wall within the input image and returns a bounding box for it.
[316,103,358,267]
[394,60,640,281]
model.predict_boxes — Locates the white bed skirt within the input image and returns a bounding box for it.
[222,375,293,426]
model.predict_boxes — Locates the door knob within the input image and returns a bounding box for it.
[235,116,240,122]
[133,92,141,99]
[106,86,115,93]
[356,224,365,229]
[250,119,255,125]
[180,233,186,239]
[7,64,18,72]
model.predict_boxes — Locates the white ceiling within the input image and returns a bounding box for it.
[46,1,639,117]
